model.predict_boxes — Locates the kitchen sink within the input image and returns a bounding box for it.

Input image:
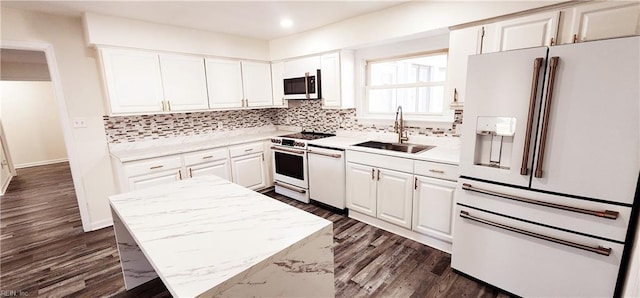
[354,141,435,154]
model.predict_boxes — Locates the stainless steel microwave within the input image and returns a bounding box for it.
[283,69,321,100]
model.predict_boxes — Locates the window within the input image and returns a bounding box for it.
[365,51,448,118]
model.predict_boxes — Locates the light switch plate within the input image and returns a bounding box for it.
[72,118,87,128]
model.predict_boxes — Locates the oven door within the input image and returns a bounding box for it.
[272,146,308,189]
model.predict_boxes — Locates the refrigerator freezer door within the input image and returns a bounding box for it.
[460,47,548,187]
[530,36,640,205]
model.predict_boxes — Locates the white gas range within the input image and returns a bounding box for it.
[270,132,335,203]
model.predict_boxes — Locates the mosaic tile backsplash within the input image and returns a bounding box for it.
[104,100,463,143]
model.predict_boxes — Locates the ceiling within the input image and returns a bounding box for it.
[1,1,407,40]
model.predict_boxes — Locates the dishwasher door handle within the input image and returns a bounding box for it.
[307,150,342,159]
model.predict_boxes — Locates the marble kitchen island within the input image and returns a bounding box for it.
[109,175,334,297]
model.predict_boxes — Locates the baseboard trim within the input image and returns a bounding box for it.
[0,174,14,195]
[91,218,114,231]
[15,158,69,169]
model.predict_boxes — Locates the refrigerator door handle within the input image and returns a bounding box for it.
[534,56,560,178]
[459,210,612,256]
[462,183,619,219]
[521,58,545,176]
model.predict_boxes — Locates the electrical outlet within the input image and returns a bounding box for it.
[217,121,223,129]
[72,118,88,128]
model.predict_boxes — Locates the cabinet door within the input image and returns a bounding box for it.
[159,54,209,111]
[483,11,560,53]
[445,26,483,106]
[412,176,456,241]
[188,159,231,181]
[205,58,244,109]
[230,152,266,190]
[100,48,164,114]
[376,168,413,229]
[242,61,273,107]
[565,1,640,43]
[270,62,287,107]
[320,52,341,108]
[346,162,377,216]
[128,169,182,191]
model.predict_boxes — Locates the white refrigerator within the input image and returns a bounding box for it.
[452,36,639,297]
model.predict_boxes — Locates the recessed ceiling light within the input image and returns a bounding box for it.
[280,18,293,28]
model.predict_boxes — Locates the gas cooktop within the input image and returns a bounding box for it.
[281,132,335,141]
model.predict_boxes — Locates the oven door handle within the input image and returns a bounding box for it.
[271,146,305,155]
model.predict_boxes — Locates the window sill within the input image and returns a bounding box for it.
[356,114,454,129]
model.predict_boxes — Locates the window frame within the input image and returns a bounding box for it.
[359,49,454,125]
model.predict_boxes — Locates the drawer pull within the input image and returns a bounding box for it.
[150,165,164,170]
[202,156,214,159]
[462,183,619,220]
[244,148,254,152]
[429,169,445,174]
[460,210,612,256]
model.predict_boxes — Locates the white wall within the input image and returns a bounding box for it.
[0,81,67,168]
[83,13,270,61]
[1,7,116,229]
[269,1,564,60]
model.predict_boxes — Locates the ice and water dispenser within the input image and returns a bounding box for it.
[474,117,517,169]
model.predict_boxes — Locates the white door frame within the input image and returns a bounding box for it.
[1,40,92,231]
[0,120,17,194]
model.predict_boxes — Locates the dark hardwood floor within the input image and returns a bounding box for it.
[1,163,511,297]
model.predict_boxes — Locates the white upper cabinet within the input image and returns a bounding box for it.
[100,48,165,114]
[320,51,355,109]
[205,58,244,109]
[159,54,209,111]
[283,56,321,78]
[445,25,484,106]
[560,1,640,44]
[270,62,287,108]
[483,11,560,53]
[241,61,273,107]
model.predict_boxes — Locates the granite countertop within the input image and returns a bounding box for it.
[309,133,461,165]
[109,127,294,162]
[109,175,332,297]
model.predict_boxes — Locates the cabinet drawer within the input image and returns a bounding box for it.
[123,155,183,177]
[414,161,458,181]
[346,150,413,173]
[229,142,264,158]
[184,148,228,165]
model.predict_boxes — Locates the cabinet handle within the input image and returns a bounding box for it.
[549,37,555,46]
[429,169,445,174]
[535,57,559,178]
[167,100,171,111]
[573,34,578,43]
[453,88,458,103]
[414,177,418,190]
[460,211,612,256]
[462,183,619,219]
[202,155,213,159]
[371,168,375,180]
[161,101,166,111]
[178,169,182,180]
[188,168,193,178]
[150,165,163,170]
[377,169,380,181]
[521,57,544,176]
[244,148,254,152]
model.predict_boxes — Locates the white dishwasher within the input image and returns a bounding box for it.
[307,144,345,209]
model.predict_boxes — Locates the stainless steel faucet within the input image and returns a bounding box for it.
[394,106,409,143]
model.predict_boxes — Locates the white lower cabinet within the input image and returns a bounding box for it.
[229,142,267,190]
[128,169,182,191]
[376,169,413,229]
[412,176,456,241]
[346,162,377,216]
[184,148,231,181]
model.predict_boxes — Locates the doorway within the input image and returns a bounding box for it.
[0,42,90,231]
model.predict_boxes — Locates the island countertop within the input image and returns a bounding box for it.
[109,175,333,297]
